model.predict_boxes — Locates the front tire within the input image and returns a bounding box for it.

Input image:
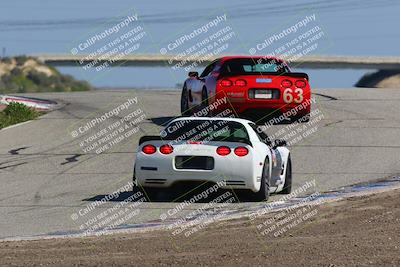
[252,158,271,201]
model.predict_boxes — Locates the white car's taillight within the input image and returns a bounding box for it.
[216,146,231,156]
[159,144,173,154]
[142,144,156,154]
[234,147,249,157]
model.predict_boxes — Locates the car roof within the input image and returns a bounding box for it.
[218,55,286,63]
[170,116,254,125]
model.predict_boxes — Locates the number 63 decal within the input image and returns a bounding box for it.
[283,88,304,103]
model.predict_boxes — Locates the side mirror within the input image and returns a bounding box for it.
[273,139,287,149]
[188,71,199,78]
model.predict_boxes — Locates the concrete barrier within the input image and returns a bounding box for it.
[35,54,400,69]
[0,95,57,110]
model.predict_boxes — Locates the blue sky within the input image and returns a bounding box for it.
[1,0,399,88]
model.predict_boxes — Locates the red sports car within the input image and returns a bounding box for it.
[181,56,311,123]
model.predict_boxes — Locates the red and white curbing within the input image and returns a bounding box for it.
[0,95,57,111]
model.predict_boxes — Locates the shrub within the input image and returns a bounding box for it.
[10,75,37,93]
[27,70,49,86]
[14,55,30,66]
[0,102,40,129]
[10,68,23,76]
[0,57,12,64]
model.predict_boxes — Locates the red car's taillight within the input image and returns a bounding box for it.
[159,144,173,154]
[295,80,307,88]
[281,79,292,88]
[220,79,233,87]
[235,79,247,86]
[142,144,156,154]
[216,146,231,156]
[234,147,249,157]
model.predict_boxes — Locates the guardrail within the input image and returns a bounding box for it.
[34,54,400,70]
[0,95,57,110]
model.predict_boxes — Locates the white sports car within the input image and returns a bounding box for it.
[133,117,292,201]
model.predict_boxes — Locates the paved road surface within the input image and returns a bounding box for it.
[0,88,399,239]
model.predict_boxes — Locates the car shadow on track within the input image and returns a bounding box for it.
[83,184,251,203]
[149,115,298,127]
[149,116,177,126]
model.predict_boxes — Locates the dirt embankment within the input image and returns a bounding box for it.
[0,56,91,93]
[1,189,399,266]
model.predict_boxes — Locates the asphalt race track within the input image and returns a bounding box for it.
[0,88,399,239]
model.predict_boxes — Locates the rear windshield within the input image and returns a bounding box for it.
[220,58,288,75]
[161,120,249,144]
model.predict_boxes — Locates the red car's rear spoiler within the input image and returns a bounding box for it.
[220,72,309,81]
[283,72,309,80]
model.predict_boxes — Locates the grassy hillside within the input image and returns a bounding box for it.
[0,56,91,93]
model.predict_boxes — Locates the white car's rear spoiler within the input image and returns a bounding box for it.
[138,135,253,146]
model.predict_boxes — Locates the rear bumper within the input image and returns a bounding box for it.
[137,169,256,190]
[216,100,311,120]
[213,89,311,118]
[235,102,310,113]
[135,154,260,192]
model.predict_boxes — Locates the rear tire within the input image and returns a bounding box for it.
[199,87,211,116]
[140,186,158,201]
[181,84,191,116]
[132,164,138,193]
[252,158,271,201]
[280,155,292,194]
